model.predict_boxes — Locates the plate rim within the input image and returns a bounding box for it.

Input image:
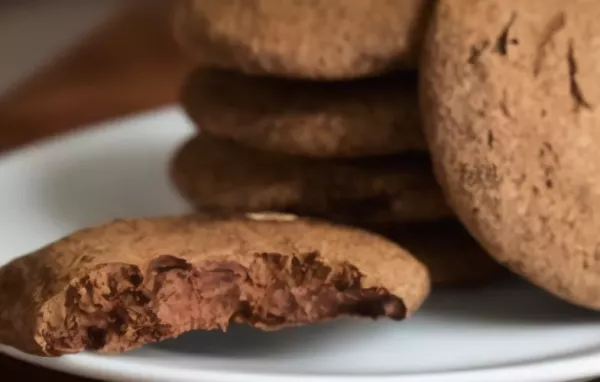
[2,344,599,382]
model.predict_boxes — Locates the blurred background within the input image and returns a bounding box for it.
[0,0,195,153]
[0,1,192,379]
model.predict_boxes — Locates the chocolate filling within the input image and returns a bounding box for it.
[40,253,405,355]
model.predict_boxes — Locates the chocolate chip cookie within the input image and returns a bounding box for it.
[370,220,506,287]
[421,0,600,308]
[0,214,430,356]
[170,135,452,224]
[182,69,426,158]
[173,0,432,79]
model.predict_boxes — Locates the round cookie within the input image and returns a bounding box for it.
[169,135,452,224]
[368,220,506,287]
[172,0,433,79]
[0,214,430,356]
[181,69,427,158]
[421,0,600,308]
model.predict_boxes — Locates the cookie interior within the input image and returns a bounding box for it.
[38,253,405,355]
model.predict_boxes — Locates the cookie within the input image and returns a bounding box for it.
[369,220,505,287]
[172,0,433,79]
[181,69,426,158]
[170,135,452,224]
[421,0,600,308]
[0,214,429,356]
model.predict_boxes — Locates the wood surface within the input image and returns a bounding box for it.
[0,0,194,153]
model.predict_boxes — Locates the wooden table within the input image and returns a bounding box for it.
[0,2,194,380]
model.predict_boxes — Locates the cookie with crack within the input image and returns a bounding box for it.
[169,135,452,224]
[368,220,506,287]
[421,0,600,308]
[172,0,433,79]
[0,214,430,356]
[181,69,426,158]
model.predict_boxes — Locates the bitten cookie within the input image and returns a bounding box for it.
[421,0,600,308]
[169,135,452,224]
[181,69,426,158]
[172,0,432,79]
[0,214,430,356]
[369,220,506,287]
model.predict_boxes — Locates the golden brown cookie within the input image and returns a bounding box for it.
[368,220,506,287]
[421,0,600,308]
[172,0,433,79]
[181,69,426,158]
[169,135,452,224]
[0,214,429,356]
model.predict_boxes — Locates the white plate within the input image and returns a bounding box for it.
[0,107,599,382]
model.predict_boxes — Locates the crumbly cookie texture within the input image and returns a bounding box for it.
[421,0,600,308]
[0,215,430,356]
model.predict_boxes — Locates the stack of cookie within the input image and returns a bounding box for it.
[169,0,504,287]
[5,0,600,361]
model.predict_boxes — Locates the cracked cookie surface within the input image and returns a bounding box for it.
[420,0,600,309]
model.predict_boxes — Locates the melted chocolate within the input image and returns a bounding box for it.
[41,253,405,354]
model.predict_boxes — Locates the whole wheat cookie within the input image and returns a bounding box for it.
[181,69,426,158]
[172,0,433,79]
[369,220,506,287]
[421,0,600,308]
[0,214,429,356]
[170,135,452,224]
